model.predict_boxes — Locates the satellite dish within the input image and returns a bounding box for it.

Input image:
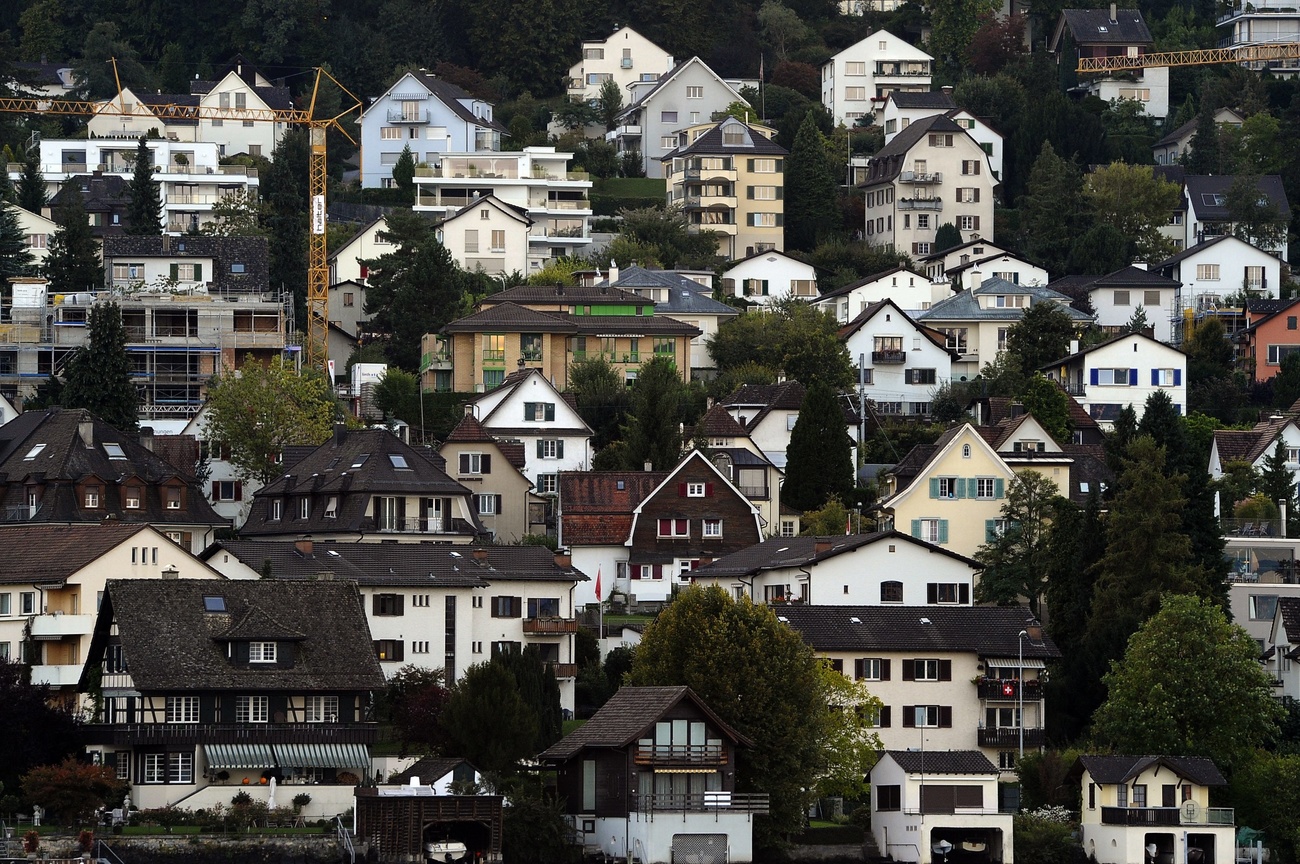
[1182,800,1201,823]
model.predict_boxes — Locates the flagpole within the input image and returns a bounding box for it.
[596,565,604,662]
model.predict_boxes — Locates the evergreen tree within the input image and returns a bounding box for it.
[124,137,163,236]
[17,148,46,214]
[493,644,562,753]
[933,222,962,253]
[44,180,103,295]
[1185,318,1235,387]
[1066,222,1130,275]
[620,356,683,471]
[1105,404,1139,474]
[60,301,139,432]
[1019,142,1087,277]
[264,129,309,326]
[1260,440,1297,534]
[974,471,1064,615]
[1125,305,1150,334]
[783,112,839,252]
[782,379,854,512]
[1186,99,1222,175]
[0,200,36,288]
[392,144,415,196]
[1020,373,1071,443]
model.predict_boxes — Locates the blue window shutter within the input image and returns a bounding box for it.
[1174,369,1182,385]
[929,478,940,498]
[938,520,949,544]
[1129,368,1138,386]
[1151,369,1159,385]
[1090,368,1099,385]
[985,519,996,542]
[911,519,922,538]
[994,478,1006,498]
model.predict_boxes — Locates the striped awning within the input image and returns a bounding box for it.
[985,658,1047,669]
[203,743,276,771]
[274,743,371,769]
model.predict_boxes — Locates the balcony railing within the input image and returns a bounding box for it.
[387,108,430,123]
[79,722,378,747]
[546,662,578,679]
[29,613,96,639]
[482,349,506,362]
[633,792,768,814]
[899,171,942,183]
[897,198,943,211]
[978,726,1045,747]
[872,349,906,364]
[977,679,1044,700]
[635,744,726,767]
[738,484,769,500]
[376,517,463,534]
[1100,806,1234,827]
[523,617,579,634]
[1223,518,1282,537]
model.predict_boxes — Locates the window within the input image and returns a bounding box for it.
[490,230,505,252]
[1132,785,1147,808]
[961,160,981,175]
[929,583,962,604]
[388,454,410,470]
[464,229,479,253]
[928,133,954,147]
[912,659,941,680]
[917,214,930,230]
[249,641,277,663]
[1154,368,1179,386]
[459,452,488,474]
[661,111,678,123]
[324,496,338,518]
[1144,290,1161,306]
[845,61,867,75]
[1246,266,1266,289]
[686,482,706,497]
[877,785,901,811]
[373,594,405,616]
[143,754,165,784]
[165,696,199,723]
[374,639,404,661]
[751,212,777,227]
[845,87,867,101]
[1095,368,1132,385]
[0,594,8,615]
[1250,594,1279,621]
[906,368,936,385]
[538,439,563,459]
[477,494,500,515]
[856,658,884,681]
[538,474,558,494]
[306,695,339,723]
[125,487,141,509]
[380,127,402,139]
[912,705,943,727]
[976,477,996,499]
[1197,264,1221,281]
[703,519,722,537]
[958,215,979,231]
[236,695,269,723]
[750,185,777,200]
[937,477,959,498]
[752,159,777,173]
[686,86,704,98]
[657,518,690,538]
[780,520,796,537]
[20,591,35,615]
[25,444,46,460]
[660,136,678,150]
[491,596,522,618]
[84,486,101,508]
[881,580,903,602]
[957,187,980,203]
[298,497,310,518]
[524,402,556,422]
[914,518,947,544]
[1000,751,1018,770]
[271,499,283,520]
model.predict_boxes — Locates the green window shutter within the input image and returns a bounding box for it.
[910,519,922,539]
[968,478,979,498]
[194,263,202,281]
[929,478,940,498]
[956,479,967,499]
[170,263,179,280]
[557,440,564,458]
[545,403,555,421]
[985,520,996,543]
[536,440,544,458]
[938,520,949,544]
[747,186,754,199]
[994,478,1006,498]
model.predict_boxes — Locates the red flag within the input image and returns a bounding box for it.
[846,512,852,535]
[595,565,603,602]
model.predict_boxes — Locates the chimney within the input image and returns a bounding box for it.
[472,547,488,563]
[644,461,654,472]
[1109,2,1117,21]
[1024,619,1043,643]
[941,85,953,96]
[970,270,982,290]
[295,536,313,557]
[464,403,476,416]
[78,419,94,448]
[161,566,179,580]
[814,540,832,555]
[554,551,572,568]
[609,260,619,284]
[333,422,346,447]
[138,425,154,452]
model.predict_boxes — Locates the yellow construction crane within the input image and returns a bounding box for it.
[0,62,362,370]
[1078,41,1300,73]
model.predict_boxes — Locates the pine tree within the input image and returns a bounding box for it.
[1260,440,1297,535]
[0,200,36,287]
[124,137,163,235]
[1019,142,1087,278]
[1186,99,1222,175]
[17,148,46,214]
[620,356,683,471]
[392,144,415,196]
[783,379,854,512]
[934,222,962,253]
[60,301,139,432]
[1125,305,1149,334]
[44,180,103,295]
[783,112,839,252]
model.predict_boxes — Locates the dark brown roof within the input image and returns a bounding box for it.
[889,92,957,110]
[692,404,750,439]
[442,303,577,334]
[692,531,980,580]
[660,119,788,161]
[559,471,666,545]
[776,605,1061,658]
[0,523,156,584]
[883,750,998,775]
[862,115,967,187]
[483,283,647,307]
[1057,8,1153,45]
[87,578,385,692]
[537,686,749,762]
[389,757,477,785]
[1088,265,1180,289]
[1072,755,1225,787]
[1212,429,1258,464]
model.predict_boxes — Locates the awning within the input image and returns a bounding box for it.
[274,743,371,769]
[203,743,276,771]
[984,658,1047,669]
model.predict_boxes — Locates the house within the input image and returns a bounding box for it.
[84,87,201,142]
[1183,174,1290,258]
[45,172,131,238]
[812,266,948,321]
[721,250,818,305]
[1218,0,1300,76]
[719,381,858,469]
[821,31,934,127]
[566,26,675,104]
[662,117,788,258]
[839,299,958,419]
[438,410,548,541]
[413,149,592,267]
[945,109,1005,181]
[0,523,222,699]
[1152,107,1244,166]
[1238,297,1300,383]
[686,403,789,534]
[1265,595,1300,698]
[602,264,739,371]
[870,751,1014,863]
[1049,7,1170,119]
[918,239,1010,282]
[1209,415,1300,518]
[201,538,586,708]
[327,280,369,342]
[427,285,700,392]
[1230,583,1300,649]
[779,605,1059,774]
[102,235,270,295]
[1040,331,1187,426]
[188,58,293,159]
[945,252,1047,292]
[239,426,483,543]
[559,470,667,608]
[860,115,997,258]
[78,578,385,815]
[537,686,766,864]
[1084,265,1182,345]
[690,530,981,605]
[11,59,76,102]
[0,408,227,553]
[880,91,956,142]
[1156,237,1282,348]
[359,69,505,188]
[8,202,56,268]
[327,215,391,287]
[1070,755,1233,864]
[387,755,484,793]
[608,57,748,179]
[916,276,1093,379]
[464,368,594,489]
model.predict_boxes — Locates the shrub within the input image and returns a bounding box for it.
[231,790,253,806]
[23,830,39,853]
[292,793,312,811]
[1013,813,1086,864]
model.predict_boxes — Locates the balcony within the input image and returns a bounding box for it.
[633,792,769,814]
[1223,518,1283,538]
[898,197,942,211]
[872,349,907,364]
[738,484,769,500]
[1100,806,1234,827]
[387,108,430,123]
[635,744,727,767]
[29,613,96,640]
[31,664,84,687]
[546,662,578,679]
[79,722,378,747]
[482,349,506,363]
[977,726,1045,747]
[899,171,942,183]
[977,678,1044,700]
[523,617,579,635]
[377,517,472,535]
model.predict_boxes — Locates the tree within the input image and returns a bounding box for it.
[1015,142,1088,277]
[0,660,80,798]
[1185,318,1234,387]
[380,665,451,754]
[201,190,267,237]
[800,495,854,535]
[1230,753,1300,864]
[466,0,583,96]
[783,380,854,511]
[928,0,1001,72]
[757,0,810,61]
[975,471,1065,616]
[20,758,126,826]
[1082,163,1182,260]
[60,302,139,432]
[493,645,563,753]
[1260,440,1297,531]
[934,222,962,252]
[263,129,309,327]
[439,659,538,778]
[615,205,720,268]
[784,112,839,252]
[597,78,623,131]
[0,202,36,289]
[1092,594,1283,770]
[392,144,416,196]
[968,12,1029,76]
[708,299,854,388]
[124,137,163,236]
[73,22,152,99]
[1004,302,1078,377]
[16,149,46,214]
[620,356,683,471]
[1185,99,1222,175]
[44,180,103,295]
[204,357,339,484]
[1125,305,1150,334]
[1066,223,1130,276]
[1234,112,1285,176]
[816,662,883,800]
[629,585,835,846]
[568,356,629,452]
[1226,173,1288,251]
[1020,373,1071,443]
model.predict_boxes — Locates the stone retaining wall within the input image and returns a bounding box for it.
[23,835,341,864]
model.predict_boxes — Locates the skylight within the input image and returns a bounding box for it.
[203,596,227,613]
[23,444,45,460]
[389,454,410,469]
[351,453,370,468]
[103,443,126,459]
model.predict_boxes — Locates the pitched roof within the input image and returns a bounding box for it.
[443,412,496,443]
[559,471,666,545]
[659,119,788,161]
[882,750,998,775]
[838,299,959,358]
[917,239,1007,263]
[862,115,968,186]
[1278,596,1300,644]
[776,604,1061,659]
[814,266,924,301]
[889,91,957,110]
[1085,265,1180,289]
[1152,109,1245,149]
[398,70,506,133]
[691,531,980,580]
[389,756,477,786]
[606,266,738,317]
[691,404,751,439]
[442,303,578,334]
[91,578,385,692]
[484,282,647,307]
[537,686,748,761]
[617,57,744,118]
[918,279,1093,323]
[1040,330,1184,368]
[1073,755,1226,787]
[1185,174,1291,222]
[0,523,156,584]
[1058,8,1153,44]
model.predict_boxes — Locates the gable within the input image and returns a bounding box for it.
[629,450,762,539]
[998,415,1064,454]
[477,372,592,434]
[888,426,1014,508]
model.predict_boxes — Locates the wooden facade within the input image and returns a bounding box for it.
[355,790,504,863]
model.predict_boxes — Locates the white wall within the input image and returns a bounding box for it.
[843,309,953,416]
[722,254,818,304]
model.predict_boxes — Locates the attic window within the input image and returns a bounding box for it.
[389,454,410,469]
[352,454,370,468]
[203,596,227,613]
[617,480,625,490]
[103,442,126,459]
[23,444,45,460]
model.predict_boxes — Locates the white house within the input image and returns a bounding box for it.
[880,91,956,142]
[358,69,505,189]
[1049,8,1171,119]
[870,751,1014,863]
[946,109,1004,181]
[328,216,392,287]
[821,30,934,126]
[566,26,675,104]
[434,195,534,276]
[1218,0,1300,76]
[918,239,1010,282]
[840,299,958,418]
[1182,174,1290,258]
[1152,107,1244,166]
[721,249,818,304]
[469,368,593,489]
[719,381,857,469]
[1084,265,1182,345]
[1040,332,1187,427]
[946,252,1047,292]
[1156,236,1283,342]
[8,203,56,269]
[1208,416,1300,518]
[813,266,947,321]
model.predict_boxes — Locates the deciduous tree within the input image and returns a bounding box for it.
[568,356,628,452]
[20,758,126,827]
[783,380,854,511]
[1004,302,1078,377]
[60,302,139,432]
[378,665,450,755]
[1020,373,1071,443]
[1082,163,1182,260]
[0,660,80,798]
[201,190,267,238]
[438,659,538,779]
[708,298,854,387]
[975,471,1065,615]
[597,78,623,131]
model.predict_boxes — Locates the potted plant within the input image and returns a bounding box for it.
[23,829,39,858]
[292,794,311,814]
[78,830,94,859]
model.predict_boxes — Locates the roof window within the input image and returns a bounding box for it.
[389,454,410,469]
[203,596,227,612]
[351,453,370,468]
[24,444,45,460]
[104,442,126,459]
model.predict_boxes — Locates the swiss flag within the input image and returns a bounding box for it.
[1002,682,1016,697]
[595,566,603,602]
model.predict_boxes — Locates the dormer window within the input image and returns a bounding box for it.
[85,486,101,508]
[125,486,142,509]
[299,498,310,519]
[271,499,283,520]
[249,642,277,663]
[165,487,181,510]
